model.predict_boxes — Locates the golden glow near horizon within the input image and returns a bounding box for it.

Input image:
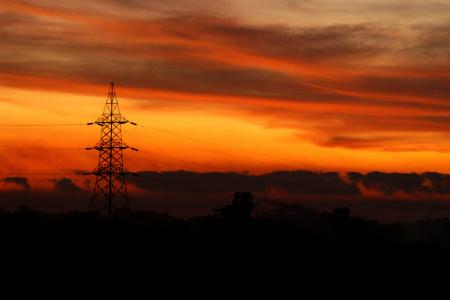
[1,86,450,181]
[0,0,449,187]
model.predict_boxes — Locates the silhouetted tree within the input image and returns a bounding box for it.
[215,192,255,223]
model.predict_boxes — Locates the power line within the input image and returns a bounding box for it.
[136,149,226,172]
[0,146,85,150]
[127,127,297,170]
[0,123,86,127]
[0,121,298,168]
[134,125,289,162]
[0,118,299,173]
[0,173,82,176]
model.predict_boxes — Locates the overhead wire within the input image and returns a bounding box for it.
[0,123,85,127]
[0,121,298,174]
[0,146,86,150]
[130,148,226,172]
[0,173,83,176]
[126,126,297,170]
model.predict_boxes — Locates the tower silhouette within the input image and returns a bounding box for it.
[86,82,137,220]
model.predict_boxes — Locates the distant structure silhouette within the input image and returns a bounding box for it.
[86,82,138,220]
[215,192,255,222]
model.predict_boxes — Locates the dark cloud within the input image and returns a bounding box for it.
[1,11,446,102]
[410,23,450,61]
[2,177,31,190]
[421,172,450,194]
[195,21,389,63]
[349,171,450,195]
[0,13,355,102]
[130,170,450,197]
[130,170,359,195]
[103,0,226,14]
[320,135,398,149]
[53,177,82,192]
[315,132,450,151]
[349,75,450,100]
[349,172,424,195]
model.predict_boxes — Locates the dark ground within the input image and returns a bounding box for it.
[2,193,441,295]
[2,195,450,289]
[2,192,450,256]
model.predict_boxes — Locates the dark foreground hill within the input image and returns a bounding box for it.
[2,192,450,257]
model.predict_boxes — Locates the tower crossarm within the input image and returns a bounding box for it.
[85,167,131,175]
[87,119,138,126]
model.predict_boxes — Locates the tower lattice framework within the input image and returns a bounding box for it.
[87,82,137,220]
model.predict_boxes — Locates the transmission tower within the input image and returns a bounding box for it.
[86,82,138,220]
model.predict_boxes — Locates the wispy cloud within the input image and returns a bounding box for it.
[0,0,449,154]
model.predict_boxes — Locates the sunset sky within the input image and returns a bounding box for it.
[1,0,450,216]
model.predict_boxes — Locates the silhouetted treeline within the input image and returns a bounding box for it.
[1,192,450,255]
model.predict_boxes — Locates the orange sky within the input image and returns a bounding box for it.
[0,0,450,185]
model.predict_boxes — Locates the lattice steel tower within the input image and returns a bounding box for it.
[86,82,137,220]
